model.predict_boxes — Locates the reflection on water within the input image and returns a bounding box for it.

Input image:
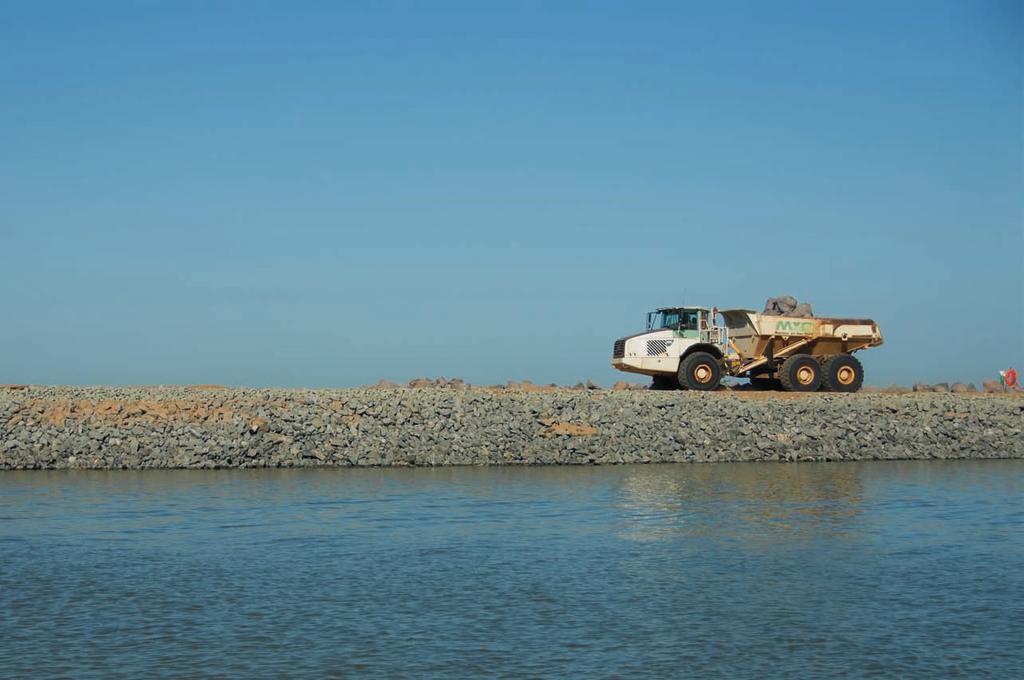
[616,464,867,543]
[1,461,1021,679]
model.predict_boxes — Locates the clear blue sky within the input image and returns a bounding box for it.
[2,1,1021,387]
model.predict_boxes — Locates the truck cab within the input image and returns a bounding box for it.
[612,307,728,390]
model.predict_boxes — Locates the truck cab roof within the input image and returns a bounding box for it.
[654,306,712,313]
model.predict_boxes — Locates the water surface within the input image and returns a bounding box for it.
[1,461,1021,678]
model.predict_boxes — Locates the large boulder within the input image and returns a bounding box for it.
[789,303,814,318]
[763,296,798,315]
[951,383,977,394]
[763,296,814,317]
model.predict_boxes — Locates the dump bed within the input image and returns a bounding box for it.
[719,309,883,369]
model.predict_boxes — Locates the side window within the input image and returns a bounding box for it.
[684,312,698,330]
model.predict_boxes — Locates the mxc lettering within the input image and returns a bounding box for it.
[776,320,813,334]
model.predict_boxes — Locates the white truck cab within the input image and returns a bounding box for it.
[612,307,727,390]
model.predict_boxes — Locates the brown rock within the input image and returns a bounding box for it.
[932,383,950,393]
[538,420,599,438]
[951,383,977,394]
[373,379,401,388]
[42,402,70,427]
[982,379,1004,393]
[507,380,556,393]
[96,400,122,415]
[248,417,269,434]
[408,378,433,389]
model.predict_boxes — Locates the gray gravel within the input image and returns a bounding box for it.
[1,385,1021,469]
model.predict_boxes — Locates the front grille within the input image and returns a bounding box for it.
[612,339,625,358]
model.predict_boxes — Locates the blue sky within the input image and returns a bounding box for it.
[2,1,1021,387]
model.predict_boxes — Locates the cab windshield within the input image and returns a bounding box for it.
[647,309,699,331]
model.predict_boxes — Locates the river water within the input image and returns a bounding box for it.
[1,461,1021,679]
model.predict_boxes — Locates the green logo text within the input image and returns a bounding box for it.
[776,320,813,334]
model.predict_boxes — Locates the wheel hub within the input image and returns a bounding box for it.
[694,365,712,383]
[837,366,855,385]
[796,366,815,385]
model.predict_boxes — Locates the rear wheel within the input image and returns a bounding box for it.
[779,355,822,392]
[678,352,722,391]
[822,354,864,393]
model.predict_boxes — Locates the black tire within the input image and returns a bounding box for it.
[779,355,822,392]
[677,352,722,391]
[822,354,864,393]
[651,375,677,390]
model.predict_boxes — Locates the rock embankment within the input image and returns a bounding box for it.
[1,386,1021,469]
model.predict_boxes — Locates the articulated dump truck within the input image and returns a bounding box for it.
[611,306,883,392]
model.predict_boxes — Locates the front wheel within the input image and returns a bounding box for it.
[678,352,722,391]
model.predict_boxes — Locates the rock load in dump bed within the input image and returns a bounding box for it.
[763,295,814,318]
[1,385,1021,469]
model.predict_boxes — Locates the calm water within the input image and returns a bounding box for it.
[1,461,1021,679]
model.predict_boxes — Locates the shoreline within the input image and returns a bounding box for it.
[2,385,1021,470]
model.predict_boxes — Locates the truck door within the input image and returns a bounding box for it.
[677,310,700,339]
